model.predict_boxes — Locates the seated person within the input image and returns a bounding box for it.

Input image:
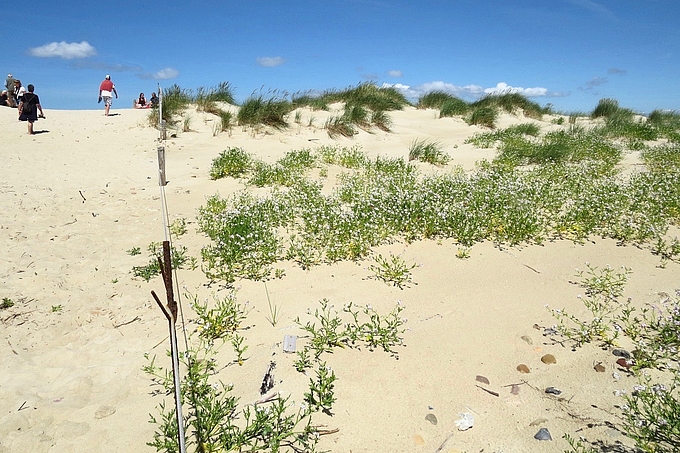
[149,92,159,108]
[134,92,150,108]
[0,90,9,107]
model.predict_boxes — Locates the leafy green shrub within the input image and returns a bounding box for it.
[209,147,253,180]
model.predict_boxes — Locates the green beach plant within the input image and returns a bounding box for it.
[417,90,459,109]
[237,92,291,130]
[466,106,498,128]
[325,115,356,138]
[209,147,253,180]
[408,138,451,166]
[1,297,14,310]
[368,253,416,289]
[439,97,470,117]
[591,97,622,119]
[549,264,632,347]
[131,242,196,282]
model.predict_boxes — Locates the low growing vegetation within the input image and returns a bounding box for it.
[146,294,405,452]
[550,266,680,453]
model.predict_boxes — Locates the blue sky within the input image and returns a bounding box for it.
[5,0,679,113]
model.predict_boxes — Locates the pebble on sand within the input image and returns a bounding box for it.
[541,354,557,364]
[534,427,553,441]
[516,364,531,373]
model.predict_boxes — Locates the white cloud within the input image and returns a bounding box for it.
[388,70,403,78]
[154,68,179,79]
[384,81,484,100]
[139,68,179,80]
[256,56,285,67]
[385,80,559,101]
[29,41,96,59]
[484,82,548,97]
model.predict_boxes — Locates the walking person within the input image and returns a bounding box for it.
[18,84,45,135]
[98,74,118,116]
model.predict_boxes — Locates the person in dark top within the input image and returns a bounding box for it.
[18,84,45,135]
[1,90,10,106]
[150,92,159,108]
[135,92,147,108]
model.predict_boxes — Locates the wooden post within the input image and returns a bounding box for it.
[157,146,167,186]
[151,241,186,453]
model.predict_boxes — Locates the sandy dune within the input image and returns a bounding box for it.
[1,104,677,452]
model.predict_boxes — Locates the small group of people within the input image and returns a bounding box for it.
[134,91,159,109]
[5,73,45,134]
[3,73,24,107]
[98,74,158,114]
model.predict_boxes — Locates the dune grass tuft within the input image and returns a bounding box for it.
[417,90,459,109]
[439,98,470,117]
[237,93,292,130]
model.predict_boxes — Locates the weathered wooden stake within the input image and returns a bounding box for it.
[157,146,167,186]
[151,240,186,453]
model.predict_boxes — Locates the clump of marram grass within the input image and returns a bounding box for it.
[408,138,451,166]
[370,109,392,132]
[648,109,680,142]
[417,90,459,109]
[296,82,409,112]
[343,104,371,130]
[465,106,498,128]
[195,82,236,111]
[237,92,292,130]
[473,92,548,119]
[591,97,623,119]
[148,84,193,128]
[325,115,357,138]
[439,97,470,117]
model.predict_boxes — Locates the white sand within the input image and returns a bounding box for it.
[1,104,677,452]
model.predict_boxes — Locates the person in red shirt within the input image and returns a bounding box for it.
[98,75,118,116]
